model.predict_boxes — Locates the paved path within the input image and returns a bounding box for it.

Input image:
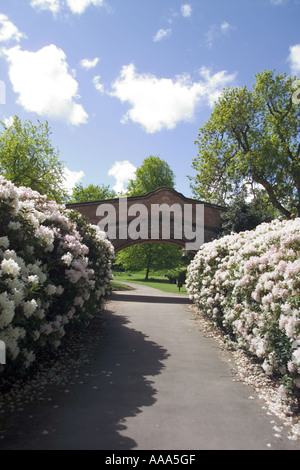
[0,283,300,450]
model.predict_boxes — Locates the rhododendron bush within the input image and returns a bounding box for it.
[0,177,114,376]
[186,218,300,395]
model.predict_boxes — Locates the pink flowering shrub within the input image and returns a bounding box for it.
[186,218,300,395]
[0,177,114,376]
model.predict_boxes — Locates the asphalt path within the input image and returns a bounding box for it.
[1,282,300,450]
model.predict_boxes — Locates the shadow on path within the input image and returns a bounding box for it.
[0,310,170,450]
[110,292,192,304]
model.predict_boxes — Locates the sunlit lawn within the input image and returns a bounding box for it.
[111,270,188,295]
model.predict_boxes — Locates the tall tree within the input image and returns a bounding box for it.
[0,116,67,202]
[220,188,276,235]
[127,155,175,196]
[190,70,300,218]
[116,156,181,279]
[70,183,116,203]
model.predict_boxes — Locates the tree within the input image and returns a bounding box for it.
[220,188,276,235]
[70,183,116,203]
[116,242,184,280]
[116,156,181,279]
[127,155,175,196]
[190,70,300,218]
[0,116,67,202]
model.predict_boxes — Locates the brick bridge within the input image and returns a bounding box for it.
[67,187,225,253]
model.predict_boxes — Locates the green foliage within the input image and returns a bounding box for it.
[118,156,179,277]
[186,216,300,397]
[0,177,114,377]
[127,155,175,196]
[116,242,184,280]
[0,116,67,203]
[190,70,300,218]
[165,266,187,283]
[220,189,276,235]
[70,183,116,203]
[112,270,188,295]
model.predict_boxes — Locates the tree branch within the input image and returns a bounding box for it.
[252,172,291,218]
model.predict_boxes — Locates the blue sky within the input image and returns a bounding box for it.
[0,0,299,198]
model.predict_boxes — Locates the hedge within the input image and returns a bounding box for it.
[0,177,114,377]
[186,217,300,396]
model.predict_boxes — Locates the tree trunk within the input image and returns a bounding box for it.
[253,173,292,219]
[144,245,153,280]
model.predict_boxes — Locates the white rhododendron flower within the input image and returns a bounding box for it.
[186,217,300,394]
[0,177,114,374]
[61,252,73,265]
[1,258,21,277]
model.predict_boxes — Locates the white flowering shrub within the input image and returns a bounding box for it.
[186,218,300,395]
[0,177,114,376]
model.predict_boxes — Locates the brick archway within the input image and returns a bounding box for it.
[67,187,225,253]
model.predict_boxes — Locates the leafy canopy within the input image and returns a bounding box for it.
[0,116,67,202]
[116,242,184,280]
[190,70,300,218]
[116,155,182,279]
[220,188,276,235]
[70,183,116,203]
[127,155,175,196]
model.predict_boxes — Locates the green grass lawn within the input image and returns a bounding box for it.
[110,280,135,291]
[112,270,188,295]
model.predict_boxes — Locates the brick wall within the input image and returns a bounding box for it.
[67,187,225,252]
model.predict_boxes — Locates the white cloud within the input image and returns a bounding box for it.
[108,160,136,193]
[205,21,235,47]
[3,116,14,128]
[66,0,104,14]
[205,25,219,47]
[0,80,5,105]
[31,0,105,14]
[288,44,300,76]
[270,0,288,5]
[3,44,88,126]
[93,75,104,93]
[110,64,236,133]
[181,4,192,18]
[30,0,61,13]
[0,14,26,43]
[62,167,85,194]
[221,21,233,34]
[80,57,99,70]
[153,28,172,42]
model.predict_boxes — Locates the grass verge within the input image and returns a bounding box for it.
[112,270,188,295]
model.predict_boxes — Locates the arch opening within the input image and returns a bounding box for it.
[113,240,193,285]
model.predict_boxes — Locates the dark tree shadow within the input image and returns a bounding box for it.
[0,309,170,450]
[110,292,192,304]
